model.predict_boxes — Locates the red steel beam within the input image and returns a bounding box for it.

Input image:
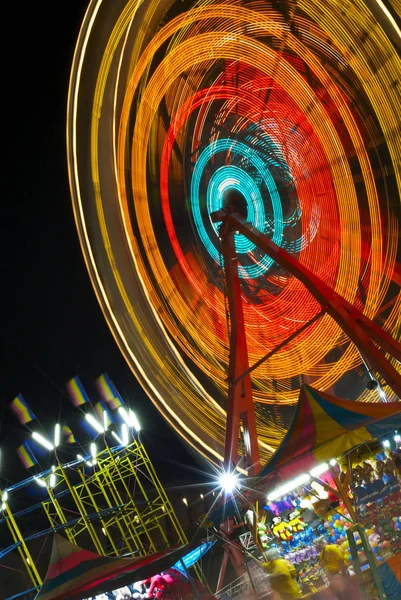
[220,220,260,475]
[213,207,401,399]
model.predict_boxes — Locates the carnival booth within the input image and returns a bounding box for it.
[34,534,216,600]
[243,386,401,599]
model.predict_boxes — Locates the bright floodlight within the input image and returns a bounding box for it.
[54,423,60,447]
[34,477,47,488]
[329,459,337,466]
[90,442,97,459]
[103,410,109,431]
[383,439,390,448]
[112,431,123,445]
[111,431,124,446]
[121,423,129,446]
[118,407,131,425]
[267,473,310,502]
[128,410,141,432]
[219,471,238,494]
[119,407,141,431]
[394,434,401,443]
[32,432,54,451]
[310,463,329,478]
[49,473,56,488]
[85,413,105,434]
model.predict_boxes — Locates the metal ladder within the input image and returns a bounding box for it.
[347,524,387,600]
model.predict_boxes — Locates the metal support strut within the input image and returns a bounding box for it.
[220,220,260,476]
[213,207,401,404]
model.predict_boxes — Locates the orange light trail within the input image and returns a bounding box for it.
[67,0,401,466]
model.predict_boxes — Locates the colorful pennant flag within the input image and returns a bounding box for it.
[66,376,90,407]
[16,442,38,469]
[94,401,113,428]
[10,394,36,425]
[62,425,77,445]
[96,373,124,410]
[105,396,123,411]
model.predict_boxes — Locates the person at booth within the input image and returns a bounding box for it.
[314,537,349,599]
[314,536,345,575]
[262,548,302,599]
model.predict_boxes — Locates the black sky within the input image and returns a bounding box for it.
[1,1,202,490]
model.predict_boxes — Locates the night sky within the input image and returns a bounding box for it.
[1,1,202,492]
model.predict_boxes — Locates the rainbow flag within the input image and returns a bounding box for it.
[66,376,90,407]
[94,401,113,428]
[10,394,36,425]
[17,442,38,469]
[62,425,77,445]
[96,373,123,410]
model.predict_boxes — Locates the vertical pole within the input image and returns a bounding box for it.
[180,559,200,599]
[105,446,157,553]
[45,489,76,544]
[216,547,229,593]
[244,560,257,594]
[96,452,144,553]
[90,466,136,554]
[1,491,42,588]
[122,443,169,546]
[131,441,187,544]
[220,223,260,475]
[358,526,387,600]
[57,463,104,555]
[76,468,119,556]
[347,528,367,600]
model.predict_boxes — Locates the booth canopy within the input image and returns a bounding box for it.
[35,535,192,600]
[258,384,401,482]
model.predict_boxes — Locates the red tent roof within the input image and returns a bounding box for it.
[35,535,191,600]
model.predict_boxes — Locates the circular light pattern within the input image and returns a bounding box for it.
[191,139,284,276]
[67,0,401,467]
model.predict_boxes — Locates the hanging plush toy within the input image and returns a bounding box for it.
[272,515,293,541]
[361,461,375,484]
[143,574,168,599]
[257,522,269,548]
[288,509,305,533]
[374,459,385,480]
[384,455,396,476]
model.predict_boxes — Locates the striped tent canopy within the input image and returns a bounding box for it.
[258,385,401,482]
[35,535,191,600]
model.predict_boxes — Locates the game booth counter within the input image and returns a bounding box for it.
[222,386,401,599]
[33,534,216,600]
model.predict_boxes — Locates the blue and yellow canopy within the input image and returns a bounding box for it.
[259,385,401,481]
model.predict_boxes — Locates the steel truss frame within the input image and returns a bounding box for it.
[1,440,187,592]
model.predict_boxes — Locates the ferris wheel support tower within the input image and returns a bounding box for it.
[212,206,401,475]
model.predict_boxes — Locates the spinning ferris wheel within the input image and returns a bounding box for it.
[67,0,401,468]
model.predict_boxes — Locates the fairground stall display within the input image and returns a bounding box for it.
[233,386,401,599]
